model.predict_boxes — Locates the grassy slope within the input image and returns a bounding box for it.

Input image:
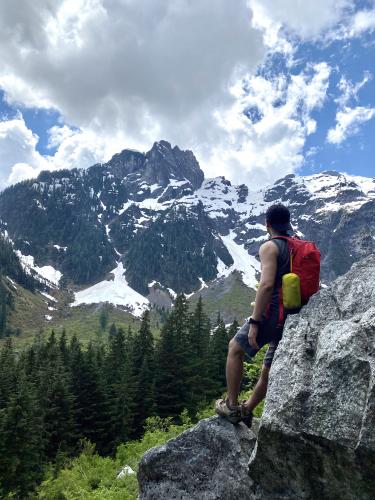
[4,270,256,349]
[5,283,163,348]
[188,271,256,325]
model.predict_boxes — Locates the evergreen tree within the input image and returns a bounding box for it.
[209,319,230,396]
[185,296,211,415]
[75,342,110,452]
[0,338,17,408]
[0,369,43,497]
[99,305,109,331]
[38,332,77,460]
[227,318,239,339]
[105,326,135,449]
[131,310,155,435]
[155,294,192,418]
[109,322,117,337]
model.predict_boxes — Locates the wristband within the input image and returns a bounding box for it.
[249,317,261,326]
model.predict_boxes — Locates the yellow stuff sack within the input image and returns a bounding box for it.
[282,273,302,309]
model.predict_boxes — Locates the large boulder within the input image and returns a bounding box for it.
[137,256,375,499]
[138,416,257,499]
[249,254,375,499]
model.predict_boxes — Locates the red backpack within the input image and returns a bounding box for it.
[271,235,321,323]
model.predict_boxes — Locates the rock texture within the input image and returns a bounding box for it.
[249,254,375,499]
[138,416,257,499]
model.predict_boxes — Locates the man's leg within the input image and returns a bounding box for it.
[243,364,270,413]
[226,338,245,408]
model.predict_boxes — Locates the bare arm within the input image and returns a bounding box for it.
[248,241,278,349]
[252,241,278,321]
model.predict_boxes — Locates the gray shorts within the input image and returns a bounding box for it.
[233,317,283,367]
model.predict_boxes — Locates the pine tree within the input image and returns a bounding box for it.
[0,369,43,497]
[131,310,155,435]
[155,294,192,418]
[38,332,77,460]
[109,322,117,337]
[99,305,109,331]
[0,338,17,408]
[209,319,229,397]
[74,342,110,452]
[105,326,135,449]
[185,296,211,415]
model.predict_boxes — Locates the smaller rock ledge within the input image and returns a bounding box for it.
[138,416,257,500]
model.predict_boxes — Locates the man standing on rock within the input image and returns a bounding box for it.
[215,203,297,427]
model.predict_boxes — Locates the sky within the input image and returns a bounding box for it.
[0,0,374,190]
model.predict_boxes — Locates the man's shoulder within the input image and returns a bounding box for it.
[259,239,280,256]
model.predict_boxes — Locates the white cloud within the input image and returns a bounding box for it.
[346,8,375,37]
[0,59,331,191]
[47,125,109,170]
[0,0,264,151]
[0,117,47,187]
[249,0,354,40]
[328,71,375,145]
[0,117,122,189]
[0,0,366,191]
[327,106,375,144]
[203,62,331,186]
[335,72,372,107]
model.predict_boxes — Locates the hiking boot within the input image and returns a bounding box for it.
[240,401,253,428]
[215,398,242,424]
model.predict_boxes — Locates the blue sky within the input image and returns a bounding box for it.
[297,37,375,177]
[0,0,374,189]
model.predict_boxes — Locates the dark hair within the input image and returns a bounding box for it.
[265,204,292,234]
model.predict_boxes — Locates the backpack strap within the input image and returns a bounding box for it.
[271,236,293,273]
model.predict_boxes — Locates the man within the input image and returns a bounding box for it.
[215,203,295,427]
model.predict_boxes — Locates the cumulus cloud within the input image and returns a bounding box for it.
[203,62,331,186]
[0,117,121,188]
[0,116,46,187]
[0,0,264,147]
[327,106,375,144]
[0,0,365,190]
[249,0,354,41]
[340,7,375,38]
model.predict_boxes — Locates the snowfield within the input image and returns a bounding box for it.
[218,231,260,288]
[72,262,149,317]
[16,251,62,286]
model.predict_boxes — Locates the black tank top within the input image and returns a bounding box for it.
[269,237,290,309]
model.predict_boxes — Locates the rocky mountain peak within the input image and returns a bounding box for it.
[104,148,145,179]
[146,140,204,190]
[103,140,204,194]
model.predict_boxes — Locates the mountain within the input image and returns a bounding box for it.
[0,140,374,324]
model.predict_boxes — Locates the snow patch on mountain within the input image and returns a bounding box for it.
[179,177,252,218]
[16,251,62,286]
[301,172,375,198]
[72,262,149,317]
[41,291,58,302]
[218,231,260,288]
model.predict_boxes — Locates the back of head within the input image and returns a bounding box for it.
[265,204,292,235]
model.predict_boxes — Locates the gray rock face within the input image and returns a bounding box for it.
[105,140,204,193]
[138,416,257,500]
[249,254,375,499]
